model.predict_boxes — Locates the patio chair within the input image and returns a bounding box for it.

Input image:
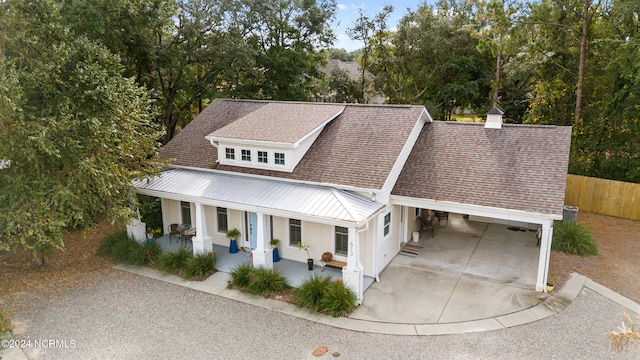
[184,229,196,245]
[419,216,434,238]
[434,211,449,226]
[169,223,180,243]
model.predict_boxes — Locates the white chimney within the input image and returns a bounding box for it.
[485,107,504,129]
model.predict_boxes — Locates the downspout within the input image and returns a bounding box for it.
[357,221,377,282]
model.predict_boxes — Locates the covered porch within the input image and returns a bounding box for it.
[133,168,385,301]
[149,234,375,289]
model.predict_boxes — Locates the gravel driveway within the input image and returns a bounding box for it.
[4,269,637,360]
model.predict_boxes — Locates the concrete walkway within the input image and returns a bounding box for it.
[112,266,639,335]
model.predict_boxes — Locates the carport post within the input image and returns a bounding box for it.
[536,220,554,292]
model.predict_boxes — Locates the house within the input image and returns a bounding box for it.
[317,59,385,104]
[133,99,572,302]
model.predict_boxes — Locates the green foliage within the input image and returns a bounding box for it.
[552,221,599,256]
[293,274,333,312]
[229,263,288,296]
[319,280,358,317]
[183,253,216,279]
[0,308,13,335]
[292,276,358,317]
[0,0,163,262]
[95,230,159,265]
[158,248,192,273]
[229,262,254,289]
[226,228,241,240]
[137,195,163,235]
[245,267,288,296]
[131,241,162,266]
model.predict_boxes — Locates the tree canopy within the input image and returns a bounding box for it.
[0,0,163,261]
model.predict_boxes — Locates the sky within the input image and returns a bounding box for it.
[332,1,427,51]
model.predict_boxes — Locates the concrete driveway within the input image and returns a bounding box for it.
[351,214,547,323]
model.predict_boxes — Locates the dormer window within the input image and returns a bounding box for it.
[258,151,268,164]
[207,102,345,172]
[274,152,285,165]
[241,149,251,161]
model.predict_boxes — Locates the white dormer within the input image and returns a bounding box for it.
[206,102,345,172]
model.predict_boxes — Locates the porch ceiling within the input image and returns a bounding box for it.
[133,168,384,225]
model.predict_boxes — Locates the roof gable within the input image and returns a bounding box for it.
[161,99,425,191]
[207,102,345,145]
[392,121,572,216]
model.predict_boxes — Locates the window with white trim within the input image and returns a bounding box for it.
[274,152,285,165]
[383,212,391,237]
[241,149,251,161]
[288,219,301,247]
[180,201,191,226]
[258,151,268,164]
[217,207,228,233]
[225,148,235,160]
[335,226,348,256]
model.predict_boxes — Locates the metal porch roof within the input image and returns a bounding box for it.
[133,169,384,225]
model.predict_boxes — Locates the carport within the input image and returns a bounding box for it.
[390,120,573,293]
[351,213,546,324]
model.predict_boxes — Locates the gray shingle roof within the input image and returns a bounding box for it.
[208,102,345,144]
[159,99,424,190]
[392,121,572,216]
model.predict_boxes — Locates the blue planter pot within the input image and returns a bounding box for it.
[272,247,280,262]
[229,239,239,253]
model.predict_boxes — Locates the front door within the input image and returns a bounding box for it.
[246,212,257,249]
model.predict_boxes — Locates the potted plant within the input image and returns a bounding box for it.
[227,228,241,254]
[546,271,558,293]
[270,239,281,262]
[297,241,313,270]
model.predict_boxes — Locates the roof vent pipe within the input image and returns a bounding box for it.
[485,107,504,129]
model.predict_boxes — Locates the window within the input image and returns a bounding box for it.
[274,152,285,165]
[289,219,301,247]
[241,149,251,161]
[225,148,235,160]
[217,207,228,233]
[383,212,391,237]
[180,201,191,226]
[335,226,348,256]
[258,151,268,164]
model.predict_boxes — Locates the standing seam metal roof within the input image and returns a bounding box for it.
[133,169,384,224]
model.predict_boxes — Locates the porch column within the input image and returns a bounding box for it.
[192,202,213,255]
[536,219,554,292]
[343,226,364,304]
[252,212,273,269]
[126,218,146,244]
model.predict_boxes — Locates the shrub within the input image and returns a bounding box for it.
[96,230,159,266]
[183,253,216,279]
[229,262,253,289]
[293,274,333,312]
[130,241,162,266]
[0,308,12,335]
[552,221,598,256]
[245,267,288,296]
[319,280,357,318]
[96,230,130,258]
[158,248,192,273]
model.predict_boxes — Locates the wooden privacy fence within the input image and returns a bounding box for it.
[565,175,640,221]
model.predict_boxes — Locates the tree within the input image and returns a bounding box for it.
[347,5,393,103]
[327,67,361,103]
[0,0,163,262]
[236,0,337,101]
[466,0,522,108]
